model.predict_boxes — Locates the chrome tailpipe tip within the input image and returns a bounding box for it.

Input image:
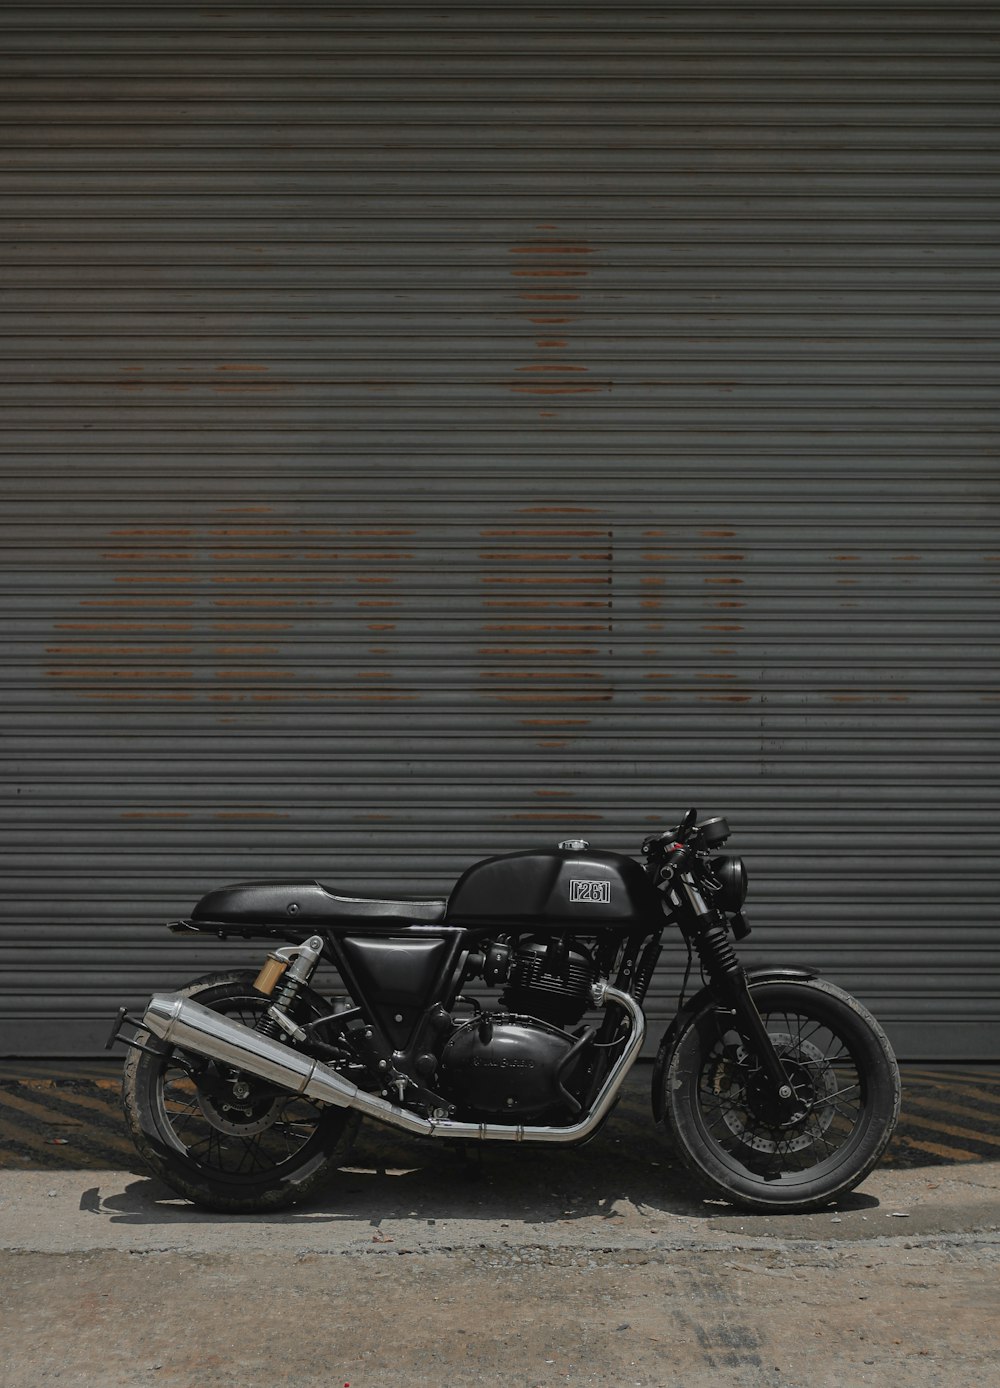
[142,992,185,1041]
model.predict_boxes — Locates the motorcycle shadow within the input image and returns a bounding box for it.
[81,1114,879,1227]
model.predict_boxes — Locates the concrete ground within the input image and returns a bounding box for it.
[0,1061,998,1388]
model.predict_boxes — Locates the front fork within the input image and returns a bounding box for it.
[672,877,807,1126]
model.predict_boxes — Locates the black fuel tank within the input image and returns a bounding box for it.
[446,845,657,928]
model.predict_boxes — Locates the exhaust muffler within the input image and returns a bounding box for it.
[142,982,645,1145]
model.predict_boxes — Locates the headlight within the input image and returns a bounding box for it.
[708,854,748,912]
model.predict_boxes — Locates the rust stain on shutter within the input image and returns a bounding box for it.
[507,228,608,413]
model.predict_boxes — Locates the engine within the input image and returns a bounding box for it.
[436,936,599,1117]
[500,938,598,1027]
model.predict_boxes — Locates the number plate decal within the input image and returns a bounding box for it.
[569,879,611,904]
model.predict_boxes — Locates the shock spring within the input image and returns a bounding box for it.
[252,935,325,1040]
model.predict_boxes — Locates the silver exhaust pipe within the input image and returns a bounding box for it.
[142,982,645,1145]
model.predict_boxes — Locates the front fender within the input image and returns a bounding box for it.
[650,965,817,1123]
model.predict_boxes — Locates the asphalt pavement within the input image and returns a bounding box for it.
[0,1061,997,1387]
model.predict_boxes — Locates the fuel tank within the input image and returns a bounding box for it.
[446,843,658,928]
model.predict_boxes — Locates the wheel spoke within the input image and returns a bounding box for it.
[689,997,878,1178]
[148,990,331,1180]
[798,1051,851,1069]
[162,1075,202,1136]
[810,1081,861,1109]
[664,981,899,1211]
[235,1133,267,1174]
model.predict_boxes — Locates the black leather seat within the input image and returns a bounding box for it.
[183,880,448,933]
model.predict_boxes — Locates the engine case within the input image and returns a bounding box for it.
[439,1016,575,1116]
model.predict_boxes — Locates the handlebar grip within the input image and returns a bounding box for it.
[656,845,689,887]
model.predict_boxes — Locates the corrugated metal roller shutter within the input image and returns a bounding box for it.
[1,1,997,1059]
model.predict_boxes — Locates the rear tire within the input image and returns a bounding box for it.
[122,972,357,1212]
[660,977,900,1213]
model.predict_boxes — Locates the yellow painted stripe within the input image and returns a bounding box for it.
[0,1088,136,1160]
[0,1087,85,1126]
[922,1081,1000,1108]
[900,1110,1000,1149]
[905,1065,999,1088]
[904,1091,1000,1131]
[25,1086,121,1118]
[902,1072,1000,1086]
[899,1137,981,1163]
[36,1092,139,1158]
[18,1077,121,1093]
[0,1067,122,1085]
[0,1115,72,1160]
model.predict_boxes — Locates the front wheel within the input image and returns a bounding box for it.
[122,972,357,1212]
[660,978,900,1213]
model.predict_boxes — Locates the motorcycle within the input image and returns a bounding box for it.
[109,809,900,1214]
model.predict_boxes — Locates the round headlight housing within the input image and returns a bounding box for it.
[708,854,748,912]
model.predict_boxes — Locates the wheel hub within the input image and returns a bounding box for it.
[710,1033,838,1153]
[196,1074,282,1136]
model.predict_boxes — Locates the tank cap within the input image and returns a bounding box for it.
[558,838,590,851]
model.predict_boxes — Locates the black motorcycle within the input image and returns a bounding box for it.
[110,809,900,1214]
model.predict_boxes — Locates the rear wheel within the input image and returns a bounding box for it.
[660,978,900,1212]
[122,972,357,1212]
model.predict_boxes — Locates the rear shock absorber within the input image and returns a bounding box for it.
[252,935,325,1040]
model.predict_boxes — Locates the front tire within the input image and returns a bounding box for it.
[660,978,900,1213]
[122,972,357,1212]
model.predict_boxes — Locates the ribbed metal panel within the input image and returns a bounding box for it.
[1,2,998,1058]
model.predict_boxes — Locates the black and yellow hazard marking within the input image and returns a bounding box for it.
[891,1066,1000,1168]
[0,1061,997,1171]
[0,1062,138,1170]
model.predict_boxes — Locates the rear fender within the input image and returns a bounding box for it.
[650,965,817,1123]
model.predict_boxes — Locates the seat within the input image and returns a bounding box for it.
[181,879,448,934]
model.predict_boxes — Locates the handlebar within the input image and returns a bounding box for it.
[641,807,698,861]
[641,808,732,875]
[677,807,698,839]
